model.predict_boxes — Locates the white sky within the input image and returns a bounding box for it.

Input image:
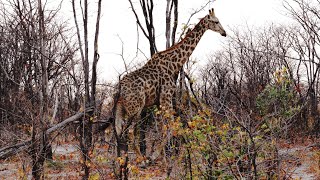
[56,0,290,83]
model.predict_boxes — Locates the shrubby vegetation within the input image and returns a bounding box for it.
[0,0,320,179]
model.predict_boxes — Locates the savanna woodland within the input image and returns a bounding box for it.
[1,0,320,179]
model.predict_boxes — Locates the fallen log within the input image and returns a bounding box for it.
[46,107,93,135]
[0,140,31,160]
[0,107,94,160]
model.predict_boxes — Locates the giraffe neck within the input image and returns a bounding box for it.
[169,17,208,75]
[144,17,208,78]
[179,18,207,60]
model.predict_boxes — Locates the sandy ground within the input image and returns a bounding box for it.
[279,145,318,180]
[0,143,318,179]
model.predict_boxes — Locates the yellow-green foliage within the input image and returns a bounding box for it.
[170,107,278,179]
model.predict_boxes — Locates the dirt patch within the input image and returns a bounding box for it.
[279,144,319,179]
[1,142,319,179]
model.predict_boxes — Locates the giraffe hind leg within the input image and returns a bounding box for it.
[128,123,143,159]
[128,114,149,167]
[114,103,131,154]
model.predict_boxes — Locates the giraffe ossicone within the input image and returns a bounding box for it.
[114,7,226,162]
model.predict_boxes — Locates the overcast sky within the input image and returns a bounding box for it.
[57,0,291,83]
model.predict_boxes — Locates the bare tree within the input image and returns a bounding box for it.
[0,0,82,178]
[284,0,320,133]
[72,0,102,179]
[128,0,157,56]
[165,0,178,48]
[29,0,50,178]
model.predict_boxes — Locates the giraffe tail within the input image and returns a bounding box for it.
[98,95,124,136]
[114,101,124,136]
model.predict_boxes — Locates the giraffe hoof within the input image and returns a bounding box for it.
[137,157,154,168]
[138,161,147,169]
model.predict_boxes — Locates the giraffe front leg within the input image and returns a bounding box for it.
[150,88,175,162]
[150,86,177,177]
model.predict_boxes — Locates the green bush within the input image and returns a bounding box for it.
[256,67,300,136]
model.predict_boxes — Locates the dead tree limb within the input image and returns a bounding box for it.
[0,106,95,160]
[0,141,32,160]
[46,107,94,134]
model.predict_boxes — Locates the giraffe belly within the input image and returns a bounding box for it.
[144,85,159,107]
[145,93,158,107]
[143,78,159,107]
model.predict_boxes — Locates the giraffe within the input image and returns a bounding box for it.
[114,8,226,162]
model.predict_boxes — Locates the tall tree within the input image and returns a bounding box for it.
[165,0,178,48]
[284,0,320,133]
[128,0,157,56]
[72,0,102,179]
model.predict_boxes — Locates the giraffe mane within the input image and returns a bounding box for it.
[157,16,207,55]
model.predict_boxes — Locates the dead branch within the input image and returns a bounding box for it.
[184,72,202,109]
[127,0,157,55]
[46,107,94,134]
[0,140,31,160]
[0,106,95,160]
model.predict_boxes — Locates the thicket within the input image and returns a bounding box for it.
[0,0,320,179]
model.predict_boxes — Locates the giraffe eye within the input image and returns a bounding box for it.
[214,21,219,24]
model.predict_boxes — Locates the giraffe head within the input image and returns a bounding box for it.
[205,8,226,37]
